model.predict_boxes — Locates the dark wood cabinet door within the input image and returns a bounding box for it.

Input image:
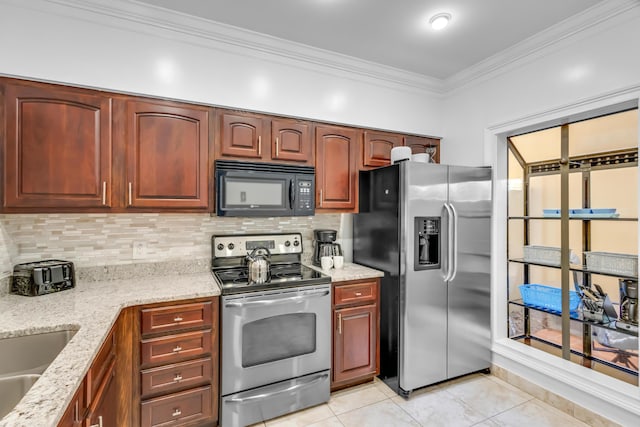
[218,112,267,159]
[315,125,359,210]
[125,100,210,210]
[333,304,377,384]
[2,81,112,209]
[57,382,85,427]
[86,360,117,427]
[361,131,403,169]
[271,119,312,164]
[404,135,441,163]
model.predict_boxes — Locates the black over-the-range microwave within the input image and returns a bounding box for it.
[215,160,315,217]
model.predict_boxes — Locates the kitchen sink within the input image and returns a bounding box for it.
[0,329,77,419]
[0,375,41,419]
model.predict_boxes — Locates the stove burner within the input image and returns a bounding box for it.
[212,262,328,295]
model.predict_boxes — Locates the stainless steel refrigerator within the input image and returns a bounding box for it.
[353,161,492,397]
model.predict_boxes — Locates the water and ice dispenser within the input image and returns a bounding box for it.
[414,217,440,270]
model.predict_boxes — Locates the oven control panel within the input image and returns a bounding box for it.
[213,233,303,258]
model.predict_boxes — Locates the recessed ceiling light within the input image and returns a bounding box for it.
[429,13,451,31]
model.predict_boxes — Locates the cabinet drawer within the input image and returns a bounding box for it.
[141,385,212,427]
[334,281,377,306]
[141,330,211,367]
[86,329,115,402]
[141,301,212,336]
[141,357,212,398]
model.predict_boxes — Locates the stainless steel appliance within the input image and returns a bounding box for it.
[354,161,492,396]
[212,233,331,427]
[11,260,75,296]
[618,279,638,333]
[215,160,315,217]
[312,229,342,266]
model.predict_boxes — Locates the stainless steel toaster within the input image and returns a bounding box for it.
[11,260,75,296]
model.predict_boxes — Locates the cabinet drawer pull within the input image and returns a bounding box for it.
[172,345,182,353]
[173,316,183,322]
[258,136,262,156]
[172,408,182,417]
[128,182,132,206]
[102,181,106,205]
[275,137,279,157]
[174,373,183,382]
[355,292,362,296]
[90,415,103,427]
[338,313,342,334]
[319,189,323,208]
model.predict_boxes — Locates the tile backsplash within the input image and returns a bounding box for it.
[0,213,348,278]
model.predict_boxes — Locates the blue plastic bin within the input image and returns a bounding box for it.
[519,284,580,314]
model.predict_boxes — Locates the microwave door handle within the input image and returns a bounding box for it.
[289,179,295,209]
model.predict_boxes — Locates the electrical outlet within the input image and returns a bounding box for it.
[132,241,147,259]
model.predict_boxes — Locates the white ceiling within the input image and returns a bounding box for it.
[134,0,603,80]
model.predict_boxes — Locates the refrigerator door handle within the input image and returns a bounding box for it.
[449,202,459,281]
[443,203,454,281]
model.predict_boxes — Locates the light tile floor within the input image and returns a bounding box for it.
[249,374,595,427]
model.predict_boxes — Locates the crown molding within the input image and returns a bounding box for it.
[24,0,445,96]
[443,0,640,94]
[5,0,638,97]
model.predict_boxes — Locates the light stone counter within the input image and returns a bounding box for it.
[307,262,384,282]
[0,269,220,427]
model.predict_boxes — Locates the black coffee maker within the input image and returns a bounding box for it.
[312,229,342,266]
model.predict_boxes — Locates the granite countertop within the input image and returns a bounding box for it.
[307,262,384,282]
[0,268,220,427]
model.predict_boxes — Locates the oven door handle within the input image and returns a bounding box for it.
[224,289,330,307]
[225,372,329,403]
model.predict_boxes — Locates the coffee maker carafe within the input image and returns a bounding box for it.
[619,279,638,333]
[312,229,342,266]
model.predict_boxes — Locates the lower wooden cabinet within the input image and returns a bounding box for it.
[141,386,212,427]
[85,359,117,427]
[331,278,380,390]
[57,327,118,427]
[57,297,219,427]
[137,298,219,427]
[58,382,85,427]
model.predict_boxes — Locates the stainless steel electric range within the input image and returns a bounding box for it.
[211,233,331,427]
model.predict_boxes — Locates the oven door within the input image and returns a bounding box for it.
[216,169,294,216]
[221,285,331,396]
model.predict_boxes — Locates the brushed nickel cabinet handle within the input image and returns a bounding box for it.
[89,416,103,427]
[319,189,323,208]
[258,135,262,156]
[172,345,182,353]
[355,292,362,296]
[275,137,279,157]
[338,313,342,334]
[173,316,183,322]
[174,373,183,382]
[128,182,132,206]
[102,181,106,205]
[172,408,182,417]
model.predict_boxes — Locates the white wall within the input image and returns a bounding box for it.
[441,3,640,425]
[0,0,442,137]
[441,6,640,166]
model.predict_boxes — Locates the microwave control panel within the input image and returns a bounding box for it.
[296,179,315,214]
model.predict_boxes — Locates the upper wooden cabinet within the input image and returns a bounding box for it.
[2,79,112,209]
[217,111,267,160]
[315,125,359,211]
[217,111,313,165]
[271,118,313,163]
[361,130,403,169]
[120,99,211,210]
[404,135,441,163]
